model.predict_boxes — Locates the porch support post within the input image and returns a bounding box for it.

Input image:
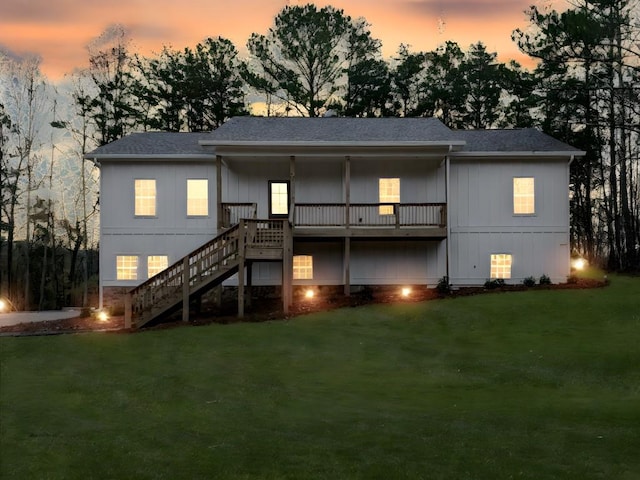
[282,222,293,314]
[238,220,245,318]
[182,257,190,322]
[345,155,351,227]
[343,237,351,296]
[289,155,296,225]
[216,155,222,231]
[445,155,451,282]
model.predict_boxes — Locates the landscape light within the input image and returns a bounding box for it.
[0,297,15,313]
[97,310,110,322]
[571,257,587,270]
[401,287,412,298]
[305,289,315,299]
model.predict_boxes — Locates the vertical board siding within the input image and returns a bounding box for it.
[449,159,570,285]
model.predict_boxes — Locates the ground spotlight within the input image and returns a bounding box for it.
[401,287,412,298]
[304,289,315,299]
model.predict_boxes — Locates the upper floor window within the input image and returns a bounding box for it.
[269,181,289,218]
[293,255,313,280]
[379,178,400,215]
[513,177,535,215]
[147,255,169,277]
[490,253,512,279]
[135,179,156,216]
[187,179,208,216]
[117,255,138,280]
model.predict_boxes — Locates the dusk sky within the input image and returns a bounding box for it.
[0,0,567,81]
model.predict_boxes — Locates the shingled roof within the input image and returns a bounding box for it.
[85,117,584,158]
[87,132,212,158]
[453,128,584,153]
[204,116,457,143]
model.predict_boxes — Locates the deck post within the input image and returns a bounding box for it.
[246,261,253,309]
[182,257,190,322]
[343,237,351,296]
[124,292,132,329]
[282,221,293,314]
[238,220,245,318]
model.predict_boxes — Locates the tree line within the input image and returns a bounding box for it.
[1,0,638,310]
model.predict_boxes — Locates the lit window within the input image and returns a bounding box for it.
[293,255,313,280]
[490,254,512,279]
[135,179,156,216]
[513,177,535,215]
[147,255,168,277]
[187,179,208,216]
[379,178,400,215]
[270,181,289,217]
[117,255,138,280]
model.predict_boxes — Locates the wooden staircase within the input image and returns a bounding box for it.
[125,219,291,329]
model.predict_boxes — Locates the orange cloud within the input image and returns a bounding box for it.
[0,0,563,80]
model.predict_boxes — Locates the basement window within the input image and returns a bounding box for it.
[147,255,169,277]
[379,178,400,215]
[490,254,512,279]
[117,255,138,280]
[293,255,313,280]
[513,177,535,215]
[135,179,156,216]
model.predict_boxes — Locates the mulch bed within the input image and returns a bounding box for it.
[0,277,607,336]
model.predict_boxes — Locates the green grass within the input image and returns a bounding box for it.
[1,270,639,479]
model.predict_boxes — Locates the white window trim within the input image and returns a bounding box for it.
[293,255,313,280]
[379,178,400,215]
[513,177,535,216]
[187,179,209,217]
[490,253,512,279]
[116,255,139,281]
[147,255,169,278]
[134,179,157,217]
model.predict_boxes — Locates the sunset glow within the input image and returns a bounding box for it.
[0,0,570,81]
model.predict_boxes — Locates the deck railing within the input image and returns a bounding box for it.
[295,203,446,228]
[129,224,241,322]
[127,218,290,327]
[242,219,287,248]
[221,203,257,228]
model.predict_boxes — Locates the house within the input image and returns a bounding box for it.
[86,117,585,327]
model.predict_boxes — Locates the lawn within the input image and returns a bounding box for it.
[1,271,639,479]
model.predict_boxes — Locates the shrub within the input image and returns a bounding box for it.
[484,278,506,289]
[539,274,552,285]
[566,275,577,284]
[436,276,451,294]
[523,276,536,287]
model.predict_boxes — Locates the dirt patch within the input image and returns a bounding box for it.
[0,278,607,336]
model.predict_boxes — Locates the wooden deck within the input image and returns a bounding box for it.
[293,203,447,238]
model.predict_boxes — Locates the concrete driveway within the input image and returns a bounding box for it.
[0,309,80,328]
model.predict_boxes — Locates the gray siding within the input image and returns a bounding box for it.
[449,158,570,284]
